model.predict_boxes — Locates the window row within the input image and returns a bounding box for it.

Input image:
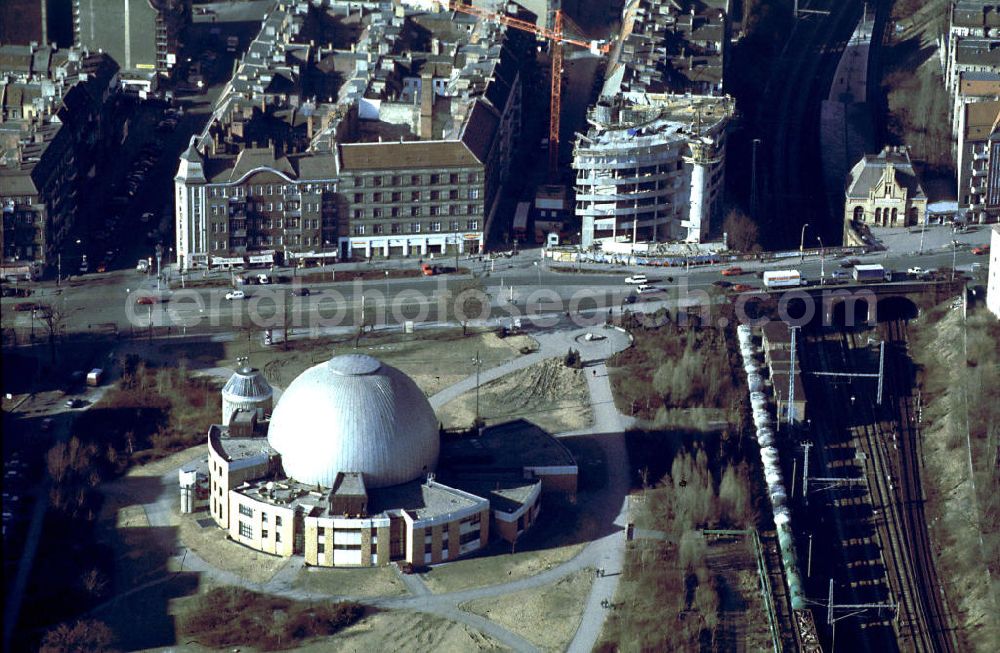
[352,204,481,219]
[212,216,321,230]
[355,172,479,187]
[208,183,335,198]
[352,220,479,236]
[353,188,480,203]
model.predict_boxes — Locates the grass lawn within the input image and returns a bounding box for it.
[421,542,585,595]
[460,568,594,652]
[294,565,408,598]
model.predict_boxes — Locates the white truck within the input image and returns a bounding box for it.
[762,270,807,289]
[853,264,891,282]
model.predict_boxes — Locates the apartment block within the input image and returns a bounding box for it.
[0,45,120,270]
[175,0,526,270]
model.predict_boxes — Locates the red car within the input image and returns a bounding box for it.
[136,295,159,305]
[971,245,990,255]
[732,283,756,293]
[721,266,744,276]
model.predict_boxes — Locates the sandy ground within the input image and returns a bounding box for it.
[461,569,594,652]
[421,543,585,594]
[298,609,507,653]
[293,565,408,598]
[176,508,288,584]
[149,328,535,396]
[436,357,593,434]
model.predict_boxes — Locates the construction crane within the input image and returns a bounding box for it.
[448,1,610,181]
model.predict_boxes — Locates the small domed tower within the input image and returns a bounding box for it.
[221,358,273,426]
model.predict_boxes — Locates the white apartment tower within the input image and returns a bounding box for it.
[572,93,733,247]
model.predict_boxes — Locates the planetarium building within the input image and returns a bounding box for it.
[190,354,577,567]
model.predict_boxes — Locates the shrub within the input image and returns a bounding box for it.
[39,619,117,653]
[182,587,365,650]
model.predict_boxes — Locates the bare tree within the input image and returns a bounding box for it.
[723,209,761,253]
[35,302,66,364]
[454,280,487,336]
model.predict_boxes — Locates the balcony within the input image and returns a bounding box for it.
[971,167,987,177]
[973,151,989,161]
[970,185,986,195]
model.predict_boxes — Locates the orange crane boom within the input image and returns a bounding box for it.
[448,1,609,181]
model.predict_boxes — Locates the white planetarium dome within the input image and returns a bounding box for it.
[267,354,439,489]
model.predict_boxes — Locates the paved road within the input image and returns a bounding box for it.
[83,323,636,651]
[3,243,988,337]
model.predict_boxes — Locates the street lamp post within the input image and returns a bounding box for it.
[918,215,927,254]
[799,223,809,261]
[817,236,825,283]
[155,243,163,292]
[951,239,958,281]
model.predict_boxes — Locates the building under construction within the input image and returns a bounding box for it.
[572,92,733,246]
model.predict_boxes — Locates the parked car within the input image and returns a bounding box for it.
[624,274,648,285]
[225,290,246,300]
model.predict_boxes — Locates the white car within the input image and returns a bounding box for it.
[624,274,648,285]
[635,284,658,294]
[225,290,245,300]
[908,267,935,278]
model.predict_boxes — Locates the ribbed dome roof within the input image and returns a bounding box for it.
[222,365,272,402]
[267,354,439,489]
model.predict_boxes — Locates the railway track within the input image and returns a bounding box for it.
[758,0,861,245]
[834,322,954,651]
[877,320,957,652]
[805,329,896,651]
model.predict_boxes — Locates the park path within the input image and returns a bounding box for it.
[90,323,635,652]
[561,354,635,653]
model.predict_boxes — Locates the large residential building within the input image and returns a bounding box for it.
[608,0,728,97]
[73,0,189,92]
[950,71,999,146]
[572,92,733,246]
[957,100,1000,223]
[944,2,1000,97]
[174,1,526,271]
[185,354,577,567]
[0,45,120,271]
[843,146,928,237]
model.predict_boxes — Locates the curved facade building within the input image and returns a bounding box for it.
[267,354,439,489]
[198,354,575,568]
[572,93,733,246]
